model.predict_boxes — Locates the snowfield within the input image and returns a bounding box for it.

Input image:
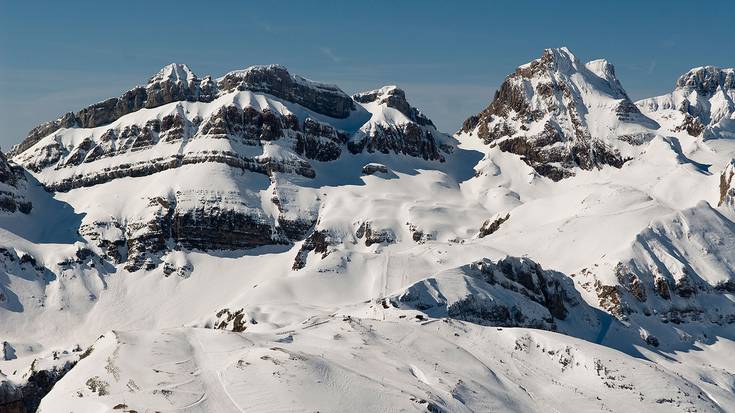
[1,49,735,412]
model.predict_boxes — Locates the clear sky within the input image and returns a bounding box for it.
[1,0,733,149]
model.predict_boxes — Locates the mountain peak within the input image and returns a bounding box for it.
[217,64,354,118]
[514,47,580,76]
[675,65,735,95]
[637,65,735,139]
[540,46,580,71]
[353,85,434,128]
[585,59,616,80]
[353,85,406,105]
[219,64,344,94]
[149,63,197,85]
[460,47,657,181]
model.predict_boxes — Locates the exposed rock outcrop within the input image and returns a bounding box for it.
[213,308,248,332]
[172,203,281,251]
[118,193,286,272]
[12,64,215,156]
[355,221,395,246]
[294,118,346,161]
[0,378,23,413]
[0,350,80,413]
[292,230,333,270]
[391,256,581,330]
[0,151,31,214]
[350,86,453,162]
[719,160,735,207]
[361,163,389,175]
[218,65,355,118]
[478,213,510,237]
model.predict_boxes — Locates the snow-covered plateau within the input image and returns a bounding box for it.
[1,47,735,412]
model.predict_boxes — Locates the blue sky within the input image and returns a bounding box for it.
[1,0,733,149]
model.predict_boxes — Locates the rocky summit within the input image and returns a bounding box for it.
[460,47,659,180]
[2,48,735,413]
[637,66,735,140]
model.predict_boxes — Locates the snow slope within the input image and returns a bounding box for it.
[39,321,723,413]
[1,49,735,412]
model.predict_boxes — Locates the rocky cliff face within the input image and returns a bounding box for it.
[637,66,735,140]
[12,64,216,156]
[720,159,735,208]
[460,48,658,181]
[218,65,355,119]
[350,86,453,161]
[0,377,23,413]
[0,151,31,214]
[10,63,359,158]
[9,64,452,273]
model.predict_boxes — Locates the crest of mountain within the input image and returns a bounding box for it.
[637,66,735,139]
[8,64,454,272]
[459,47,659,181]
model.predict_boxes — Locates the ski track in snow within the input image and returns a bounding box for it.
[187,329,245,413]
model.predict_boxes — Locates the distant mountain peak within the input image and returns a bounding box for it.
[353,85,434,127]
[538,46,579,72]
[149,63,197,85]
[637,65,735,139]
[675,65,735,96]
[460,47,657,181]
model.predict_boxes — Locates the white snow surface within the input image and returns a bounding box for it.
[2,50,735,412]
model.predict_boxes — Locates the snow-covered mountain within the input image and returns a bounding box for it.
[9,63,451,273]
[2,49,735,412]
[459,47,659,181]
[638,66,735,140]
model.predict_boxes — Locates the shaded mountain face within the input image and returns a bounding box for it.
[637,66,735,140]
[459,47,659,181]
[0,151,31,214]
[721,159,735,208]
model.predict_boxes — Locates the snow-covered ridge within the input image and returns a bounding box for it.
[3,47,735,412]
[218,64,345,93]
[10,63,358,157]
[7,65,457,275]
[637,65,735,140]
[676,66,735,95]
